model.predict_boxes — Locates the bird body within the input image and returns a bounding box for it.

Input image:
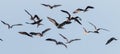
[41,4,61,9]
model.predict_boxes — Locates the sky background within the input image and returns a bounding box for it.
[0,0,120,54]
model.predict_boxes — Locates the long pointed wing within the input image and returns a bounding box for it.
[18,32,32,37]
[47,17,59,26]
[59,33,69,42]
[85,6,94,11]
[71,17,82,25]
[73,8,84,14]
[88,22,97,30]
[41,4,51,7]
[61,10,71,20]
[106,37,116,45]
[98,28,109,31]
[42,28,51,35]
[52,5,61,7]
[57,42,67,48]
[58,21,70,28]
[1,20,11,29]
[68,39,81,43]
[11,24,23,28]
[24,9,33,17]
[46,38,57,44]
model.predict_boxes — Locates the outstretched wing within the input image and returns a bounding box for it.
[47,17,59,26]
[46,38,57,44]
[68,39,81,43]
[42,28,51,35]
[61,10,71,20]
[57,42,67,48]
[73,8,84,14]
[85,6,94,11]
[71,16,82,25]
[88,22,97,30]
[106,37,117,45]
[11,24,23,28]
[1,20,11,29]
[59,33,69,42]
[41,4,51,7]
[18,32,32,37]
[97,28,109,31]
[52,5,61,7]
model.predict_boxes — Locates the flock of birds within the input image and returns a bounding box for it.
[0,3,118,48]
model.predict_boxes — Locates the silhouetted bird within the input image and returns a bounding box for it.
[88,22,109,33]
[41,4,61,9]
[46,38,67,48]
[106,37,117,45]
[70,16,82,25]
[30,28,51,37]
[1,20,23,29]
[84,6,94,12]
[59,34,81,44]
[47,17,71,29]
[18,32,33,37]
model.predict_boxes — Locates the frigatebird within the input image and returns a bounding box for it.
[41,4,61,9]
[1,20,23,29]
[106,37,117,45]
[46,38,67,48]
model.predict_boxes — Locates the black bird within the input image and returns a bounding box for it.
[106,37,117,45]
[0,38,3,41]
[84,6,94,12]
[46,38,67,48]
[47,17,71,29]
[26,19,43,27]
[30,28,51,37]
[59,34,81,44]
[1,20,23,29]
[61,10,71,20]
[24,9,40,21]
[73,8,84,14]
[87,22,109,33]
[18,32,33,37]
[41,4,61,9]
[70,16,82,25]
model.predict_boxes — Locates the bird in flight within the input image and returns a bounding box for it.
[18,32,33,38]
[73,6,94,14]
[106,37,117,45]
[59,34,81,44]
[29,28,51,37]
[0,38,3,41]
[41,4,61,9]
[46,38,67,48]
[87,22,109,33]
[1,20,23,29]
[47,17,71,29]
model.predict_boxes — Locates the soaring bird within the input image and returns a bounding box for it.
[46,38,67,48]
[29,28,51,37]
[106,37,117,45]
[1,20,23,29]
[84,6,94,12]
[87,22,109,33]
[18,32,33,37]
[41,4,61,9]
[47,17,71,29]
[59,34,81,44]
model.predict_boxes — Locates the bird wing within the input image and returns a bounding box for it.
[88,22,97,30]
[58,21,68,28]
[71,17,82,25]
[68,39,81,43]
[34,15,41,20]
[47,17,59,26]
[83,27,88,34]
[1,20,11,29]
[106,37,114,45]
[0,38,3,41]
[52,5,61,7]
[97,28,109,31]
[73,8,84,14]
[41,4,51,7]
[42,28,51,35]
[11,24,23,28]
[18,32,32,37]
[46,38,57,44]
[59,33,69,42]
[85,6,94,11]
[61,10,71,20]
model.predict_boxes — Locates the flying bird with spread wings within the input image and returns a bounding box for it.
[59,34,81,44]
[46,38,67,48]
[18,32,33,38]
[29,28,51,37]
[1,20,23,29]
[41,4,62,9]
[106,37,117,45]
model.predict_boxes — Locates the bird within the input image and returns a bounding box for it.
[29,28,51,37]
[46,38,67,48]
[25,19,43,27]
[1,20,23,29]
[73,8,84,14]
[41,4,61,9]
[18,32,33,37]
[59,34,81,44]
[106,37,117,45]
[61,10,71,20]
[24,9,40,22]
[88,22,109,33]
[70,16,82,25]
[0,38,3,41]
[47,17,71,29]
[84,6,94,12]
